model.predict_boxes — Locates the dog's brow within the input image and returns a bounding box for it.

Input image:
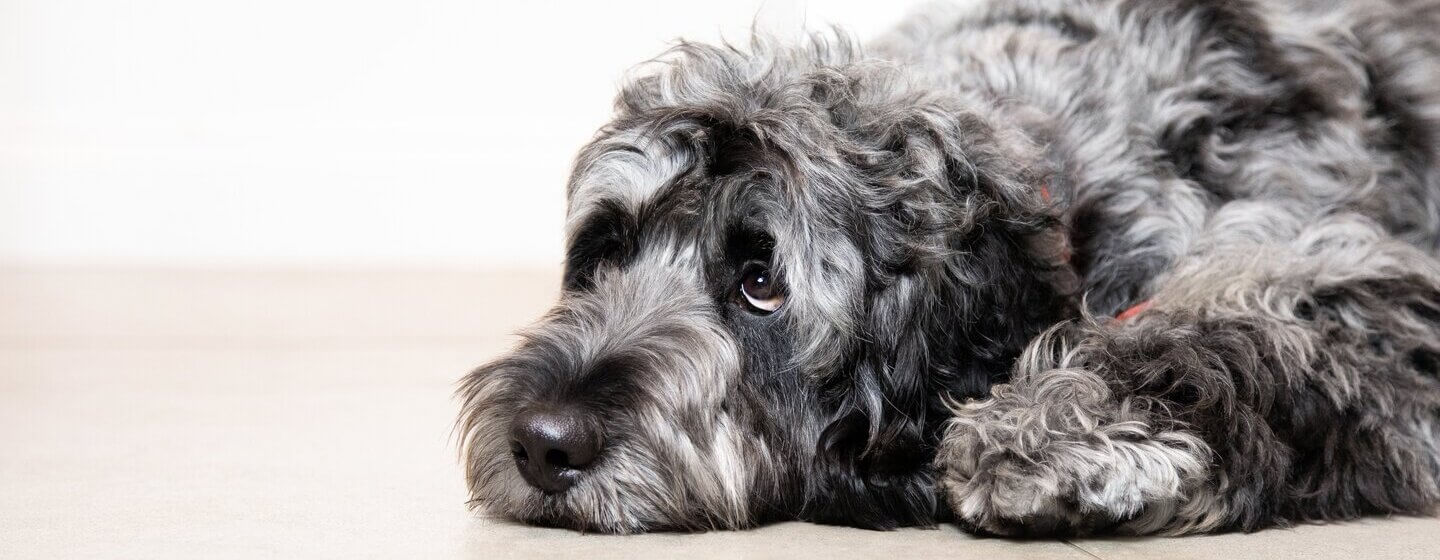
[563,199,637,290]
[569,136,697,219]
[568,199,632,244]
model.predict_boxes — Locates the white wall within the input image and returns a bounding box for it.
[0,0,928,266]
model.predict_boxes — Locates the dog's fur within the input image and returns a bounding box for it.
[457,0,1440,536]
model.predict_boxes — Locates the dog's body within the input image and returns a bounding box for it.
[459,0,1440,536]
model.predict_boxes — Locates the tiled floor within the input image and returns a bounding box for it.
[2,267,1436,559]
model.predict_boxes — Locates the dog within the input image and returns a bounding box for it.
[456,0,1440,536]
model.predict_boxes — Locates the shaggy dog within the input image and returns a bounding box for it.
[457,0,1440,536]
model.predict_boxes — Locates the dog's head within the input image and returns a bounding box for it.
[458,36,1073,532]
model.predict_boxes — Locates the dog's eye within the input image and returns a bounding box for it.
[738,263,784,313]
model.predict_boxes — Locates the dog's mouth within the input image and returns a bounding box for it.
[506,487,630,533]
[474,445,646,533]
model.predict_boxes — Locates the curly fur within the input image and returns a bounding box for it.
[457,0,1440,535]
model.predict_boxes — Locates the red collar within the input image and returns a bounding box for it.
[1115,299,1152,322]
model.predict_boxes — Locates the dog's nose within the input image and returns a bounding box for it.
[509,407,601,493]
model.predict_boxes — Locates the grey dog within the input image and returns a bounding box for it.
[457,0,1440,536]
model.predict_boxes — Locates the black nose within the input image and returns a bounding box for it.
[509,406,601,493]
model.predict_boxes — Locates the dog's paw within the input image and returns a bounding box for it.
[936,374,1212,536]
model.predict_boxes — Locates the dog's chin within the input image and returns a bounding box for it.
[506,502,702,535]
[497,494,657,535]
[479,477,649,533]
[484,486,726,534]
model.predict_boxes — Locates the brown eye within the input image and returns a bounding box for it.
[739,263,784,313]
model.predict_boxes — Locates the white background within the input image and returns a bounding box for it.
[0,0,930,267]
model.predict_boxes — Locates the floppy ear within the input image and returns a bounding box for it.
[804,90,1077,527]
[848,94,1077,389]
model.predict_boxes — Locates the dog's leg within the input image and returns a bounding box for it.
[940,215,1440,536]
[937,343,1219,536]
[938,315,1240,536]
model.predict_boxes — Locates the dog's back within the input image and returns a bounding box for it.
[873,0,1440,314]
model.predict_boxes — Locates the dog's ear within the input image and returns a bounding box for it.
[803,91,1077,527]
[844,93,1077,383]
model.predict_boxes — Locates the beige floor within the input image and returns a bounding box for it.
[2,267,1437,559]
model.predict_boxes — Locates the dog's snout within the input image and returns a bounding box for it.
[509,407,601,493]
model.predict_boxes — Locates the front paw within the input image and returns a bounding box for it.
[942,449,1095,536]
[936,378,1211,536]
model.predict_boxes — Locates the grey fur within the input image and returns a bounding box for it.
[458,0,1440,535]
